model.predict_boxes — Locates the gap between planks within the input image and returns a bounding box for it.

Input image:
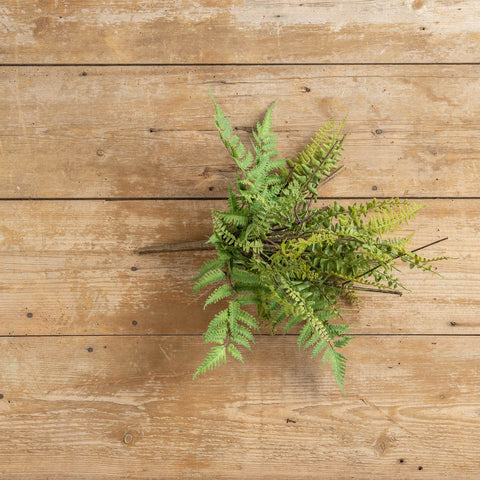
[1,63,480,67]
[0,197,479,201]
[1,334,479,338]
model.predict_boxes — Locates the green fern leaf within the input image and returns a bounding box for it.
[193,345,227,379]
[322,348,347,391]
[192,268,226,293]
[231,334,252,351]
[192,94,446,392]
[227,343,244,363]
[204,284,233,309]
[194,256,227,281]
[283,314,304,334]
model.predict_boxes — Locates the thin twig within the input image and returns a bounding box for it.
[264,238,279,247]
[341,236,448,286]
[299,205,333,226]
[316,165,345,188]
[135,241,215,254]
[349,286,402,296]
[293,139,341,224]
[268,232,310,243]
[301,138,343,196]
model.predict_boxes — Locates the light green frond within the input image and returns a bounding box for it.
[193,345,227,379]
[227,343,244,363]
[322,348,347,392]
[204,284,234,309]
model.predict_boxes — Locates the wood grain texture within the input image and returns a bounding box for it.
[1,1,479,64]
[1,335,480,479]
[1,1,477,477]
[0,199,474,336]
[1,65,479,198]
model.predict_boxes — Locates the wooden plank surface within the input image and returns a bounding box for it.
[2,1,477,478]
[1,65,480,199]
[1,335,479,479]
[0,198,474,336]
[1,1,479,64]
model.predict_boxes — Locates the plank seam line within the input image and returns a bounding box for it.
[0,197,477,202]
[0,333,477,338]
[0,63,479,67]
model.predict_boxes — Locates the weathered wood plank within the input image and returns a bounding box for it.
[0,199,474,336]
[0,335,479,479]
[1,1,479,64]
[1,65,479,198]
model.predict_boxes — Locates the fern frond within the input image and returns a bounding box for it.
[322,348,347,392]
[367,200,423,236]
[298,322,312,349]
[193,95,446,391]
[227,343,244,363]
[193,268,226,293]
[203,309,229,344]
[311,339,328,358]
[194,255,228,281]
[193,345,227,379]
[236,308,260,331]
[204,284,233,309]
[211,93,250,173]
[216,210,249,227]
[284,314,304,334]
[231,267,263,287]
[334,336,354,348]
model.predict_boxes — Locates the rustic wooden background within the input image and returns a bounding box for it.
[0,1,479,478]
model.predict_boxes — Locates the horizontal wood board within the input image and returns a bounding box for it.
[0,335,479,479]
[1,1,479,64]
[1,65,479,198]
[2,0,479,476]
[0,199,473,336]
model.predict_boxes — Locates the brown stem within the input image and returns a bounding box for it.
[135,240,215,254]
[293,140,341,224]
[268,232,309,242]
[341,236,448,286]
[349,286,402,296]
[316,165,345,188]
[298,205,330,225]
[301,138,342,197]
[264,238,279,247]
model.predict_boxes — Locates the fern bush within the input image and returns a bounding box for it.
[193,94,446,390]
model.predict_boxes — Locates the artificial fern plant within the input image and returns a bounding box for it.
[192,94,446,391]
